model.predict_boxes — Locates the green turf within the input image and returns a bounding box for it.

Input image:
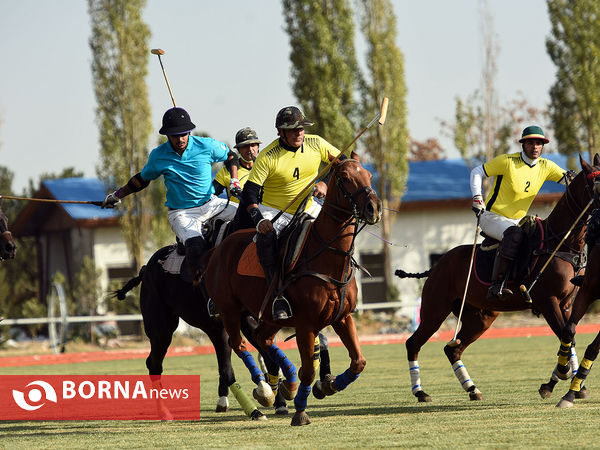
[1,334,598,449]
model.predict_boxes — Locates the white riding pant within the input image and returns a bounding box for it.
[259,201,321,235]
[168,196,238,243]
[479,210,522,241]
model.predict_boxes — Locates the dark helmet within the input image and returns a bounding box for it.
[234,127,262,148]
[275,106,314,129]
[159,107,196,135]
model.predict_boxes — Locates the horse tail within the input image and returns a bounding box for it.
[395,268,431,279]
[112,265,146,300]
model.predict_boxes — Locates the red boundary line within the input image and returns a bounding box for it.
[1,323,598,368]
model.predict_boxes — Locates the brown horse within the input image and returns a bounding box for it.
[204,154,382,426]
[0,201,16,261]
[399,154,600,402]
[554,203,600,408]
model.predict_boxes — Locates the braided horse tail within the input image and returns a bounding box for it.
[395,268,431,279]
[111,266,146,300]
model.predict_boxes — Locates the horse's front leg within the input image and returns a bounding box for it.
[290,329,316,426]
[315,314,365,398]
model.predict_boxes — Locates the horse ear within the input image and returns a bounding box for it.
[580,153,591,172]
[594,153,600,166]
[350,151,361,162]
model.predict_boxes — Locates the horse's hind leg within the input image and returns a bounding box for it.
[204,323,235,412]
[443,306,498,401]
[142,307,179,376]
[557,331,600,408]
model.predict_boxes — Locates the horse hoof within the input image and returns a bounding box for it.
[215,404,228,413]
[252,380,275,407]
[291,410,311,426]
[556,398,574,408]
[250,409,267,421]
[575,388,590,399]
[280,380,298,400]
[415,391,432,403]
[468,388,483,401]
[312,380,326,400]
[318,374,338,396]
[555,364,572,381]
[275,405,289,415]
[539,387,552,399]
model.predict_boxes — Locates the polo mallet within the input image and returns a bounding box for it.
[272,97,389,223]
[448,215,481,346]
[151,48,177,107]
[520,197,594,303]
[1,195,104,206]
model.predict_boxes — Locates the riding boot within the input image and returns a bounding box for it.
[487,251,514,299]
[184,236,208,282]
[256,231,293,321]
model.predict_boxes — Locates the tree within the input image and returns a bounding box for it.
[282,0,360,149]
[89,0,152,270]
[359,0,409,302]
[547,0,600,163]
[409,138,446,161]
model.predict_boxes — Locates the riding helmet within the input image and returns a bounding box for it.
[234,127,262,148]
[159,107,196,136]
[275,106,314,129]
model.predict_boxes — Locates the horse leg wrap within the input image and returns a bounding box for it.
[241,351,266,384]
[452,360,474,391]
[569,358,593,392]
[313,335,321,373]
[570,346,579,376]
[557,340,572,367]
[267,344,297,383]
[333,368,360,391]
[409,360,423,395]
[293,383,312,412]
[229,382,258,417]
[267,372,280,395]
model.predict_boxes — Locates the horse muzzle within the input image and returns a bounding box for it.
[361,195,382,225]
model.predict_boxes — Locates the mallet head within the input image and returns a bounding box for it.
[151,48,165,55]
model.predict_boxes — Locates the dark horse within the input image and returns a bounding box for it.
[0,200,16,261]
[204,154,382,426]
[114,245,297,420]
[554,202,600,408]
[398,154,600,402]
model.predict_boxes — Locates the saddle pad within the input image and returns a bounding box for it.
[159,246,184,274]
[238,242,265,278]
[286,219,313,272]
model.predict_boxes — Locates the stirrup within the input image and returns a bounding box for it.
[486,282,513,300]
[272,296,292,321]
[207,298,219,318]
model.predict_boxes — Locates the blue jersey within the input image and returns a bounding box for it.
[141,135,230,209]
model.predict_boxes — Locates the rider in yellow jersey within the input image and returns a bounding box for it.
[470,125,572,299]
[241,106,341,320]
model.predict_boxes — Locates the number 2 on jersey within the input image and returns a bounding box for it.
[524,181,530,192]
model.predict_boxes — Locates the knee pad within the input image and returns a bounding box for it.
[500,226,524,259]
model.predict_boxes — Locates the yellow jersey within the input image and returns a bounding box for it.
[214,164,252,204]
[247,134,340,213]
[484,152,564,219]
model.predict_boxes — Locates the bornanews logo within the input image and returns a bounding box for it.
[1,375,200,420]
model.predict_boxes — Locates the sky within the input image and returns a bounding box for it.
[0,0,556,194]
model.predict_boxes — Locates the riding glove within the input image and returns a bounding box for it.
[102,192,121,209]
[229,178,242,198]
[472,195,485,217]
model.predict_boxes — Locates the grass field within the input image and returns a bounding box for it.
[1,333,599,449]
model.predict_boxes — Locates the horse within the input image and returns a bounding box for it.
[204,154,382,426]
[397,154,600,403]
[113,244,298,420]
[554,204,600,408]
[0,201,16,261]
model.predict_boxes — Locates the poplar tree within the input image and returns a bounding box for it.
[88,0,152,269]
[360,0,409,301]
[546,0,600,162]
[282,0,359,148]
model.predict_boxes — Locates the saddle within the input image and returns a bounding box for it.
[473,216,543,285]
[237,215,314,278]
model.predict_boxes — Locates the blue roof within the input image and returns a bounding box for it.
[403,153,568,202]
[42,178,119,220]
